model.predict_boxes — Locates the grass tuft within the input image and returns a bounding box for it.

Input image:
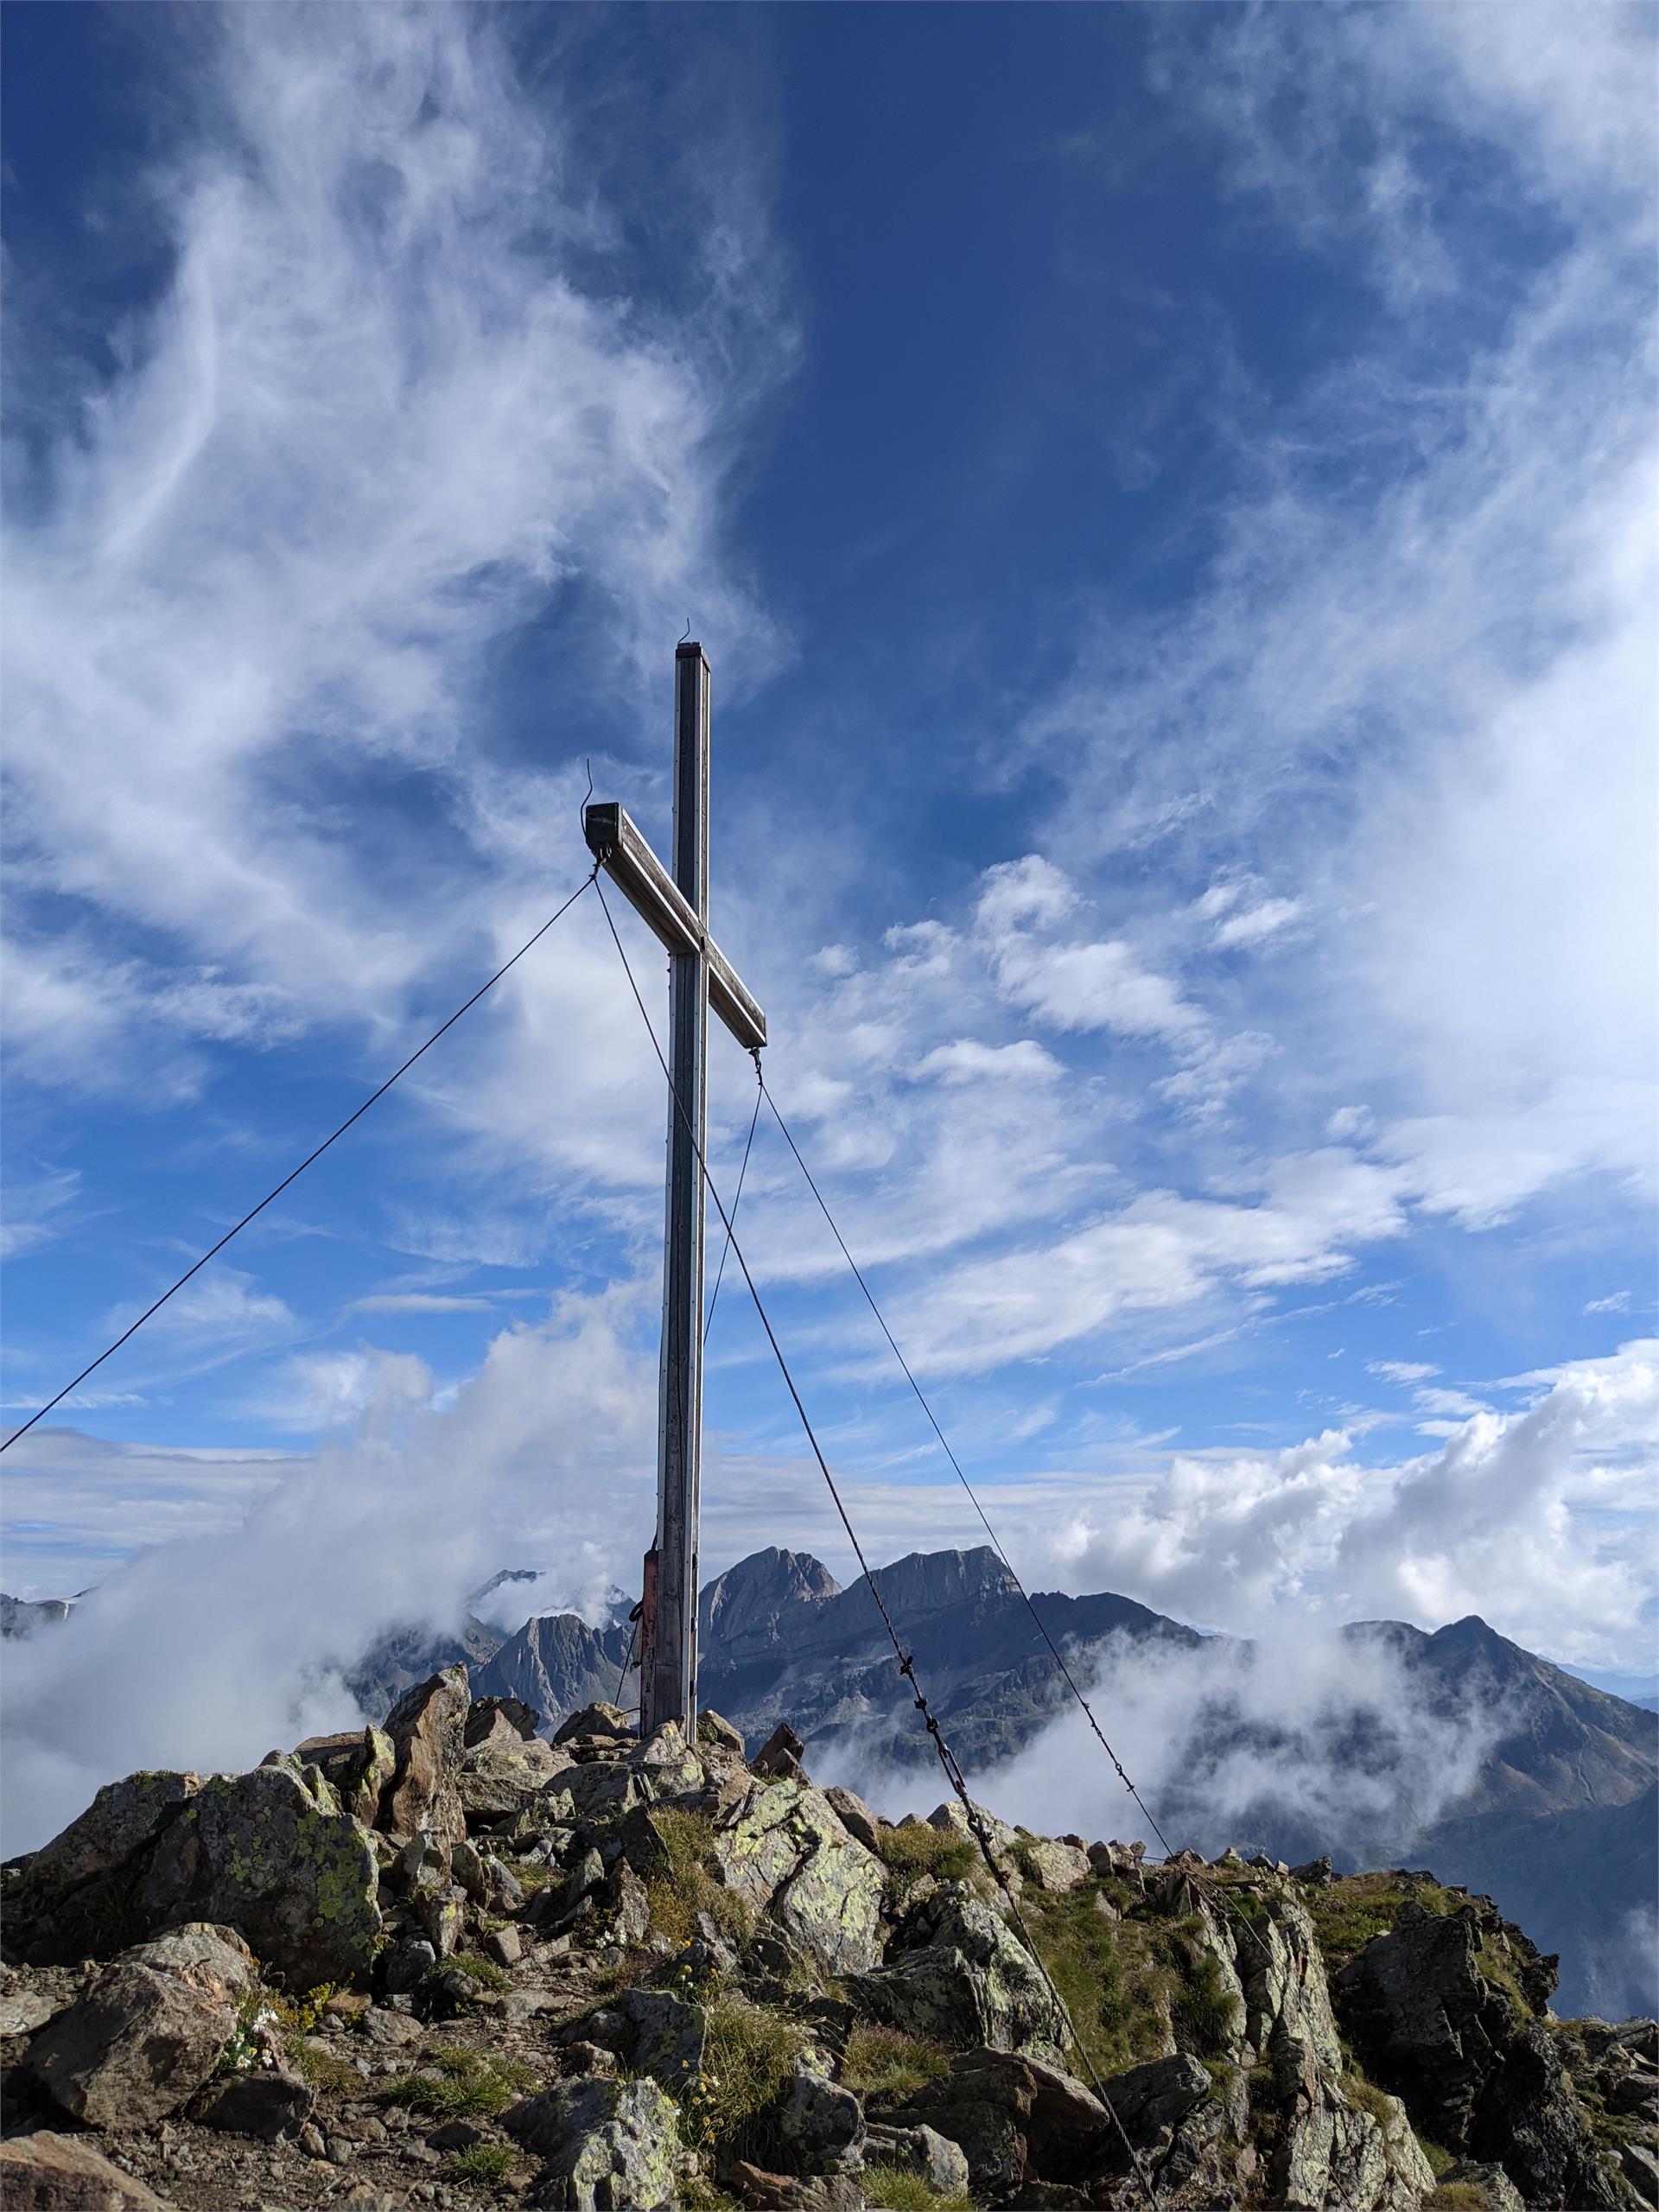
[685,1997,809,2164]
[876,1823,977,1897]
[283,2033,362,2094]
[1426,2189,1489,2211]
[861,2164,974,2212]
[380,2045,535,2117]
[1017,1883,1180,2075]
[1305,1873,1460,1970]
[439,2142,516,2185]
[840,2022,950,2099]
[448,1950,512,1992]
[643,1809,753,1948]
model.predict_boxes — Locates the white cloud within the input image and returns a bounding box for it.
[2,3,789,1154]
[1022,0,1658,1239]
[1366,1360,1439,1385]
[0,1286,658,1854]
[346,1293,499,1317]
[245,1347,432,1433]
[0,1165,82,1262]
[912,1039,1062,1086]
[1042,1339,1657,1665]
[882,1147,1407,1376]
[1586,1291,1634,1316]
[1211,896,1303,950]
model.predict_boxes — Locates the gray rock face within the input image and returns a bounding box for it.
[777,2062,866,2175]
[379,1664,470,1842]
[1099,2051,1211,2144]
[1334,1899,1618,2209]
[503,2073,681,2210]
[136,1764,381,1988]
[889,2047,1109,2199]
[25,1923,255,2127]
[0,2130,178,2209]
[848,1886,1065,2062]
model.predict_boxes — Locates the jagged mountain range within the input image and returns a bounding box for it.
[7,1542,1655,2016]
[354,1543,1658,2018]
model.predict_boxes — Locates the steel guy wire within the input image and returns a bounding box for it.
[0,864,601,1455]
[594,872,1161,2208]
[702,1056,763,1344]
[759,1067,1277,1974]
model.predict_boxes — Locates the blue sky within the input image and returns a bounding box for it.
[3,1,1655,1737]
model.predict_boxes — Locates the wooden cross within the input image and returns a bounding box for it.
[584,642,766,1735]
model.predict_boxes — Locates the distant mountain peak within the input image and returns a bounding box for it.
[698,1547,841,1648]
[857,1546,1019,1611]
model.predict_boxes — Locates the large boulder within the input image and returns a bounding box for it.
[861,2123,971,2197]
[379,1663,470,1842]
[24,1923,255,2127]
[776,2062,866,2176]
[503,2073,681,2210]
[133,1764,381,1987]
[889,2048,1109,2199]
[714,1777,886,1975]
[8,1771,202,1963]
[847,1887,1065,2062]
[190,2065,315,2141]
[0,2132,179,2210]
[457,1715,564,1822]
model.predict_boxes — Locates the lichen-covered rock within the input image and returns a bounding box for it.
[1440,2161,1527,2212]
[289,1726,395,1827]
[25,1923,255,2127]
[714,1777,885,1974]
[455,1724,563,1821]
[0,2130,180,2210]
[1015,1835,1092,1893]
[134,1764,381,1987]
[9,1771,203,1964]
[616,1986,705,2096]
[848,1885,1065,2061]
[503,2072,680,2209]
[379,1664,469,1842]
[1280,2093,1436,2212]
[777,2061,866,2175]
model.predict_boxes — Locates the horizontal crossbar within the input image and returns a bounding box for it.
[583,802,766,1051]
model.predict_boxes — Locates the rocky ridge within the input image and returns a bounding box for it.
[2,1672,1655,2212]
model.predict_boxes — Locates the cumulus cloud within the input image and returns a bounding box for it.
[1041,1340,1656,1665]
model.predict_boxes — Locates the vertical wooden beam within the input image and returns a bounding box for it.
[643,642,710,1735]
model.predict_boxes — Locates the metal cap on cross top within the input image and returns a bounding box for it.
[582,644,766,1735]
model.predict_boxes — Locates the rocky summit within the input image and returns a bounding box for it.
[2,1675,1655,2212]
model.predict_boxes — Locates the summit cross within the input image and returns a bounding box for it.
[584,642,766,1736]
